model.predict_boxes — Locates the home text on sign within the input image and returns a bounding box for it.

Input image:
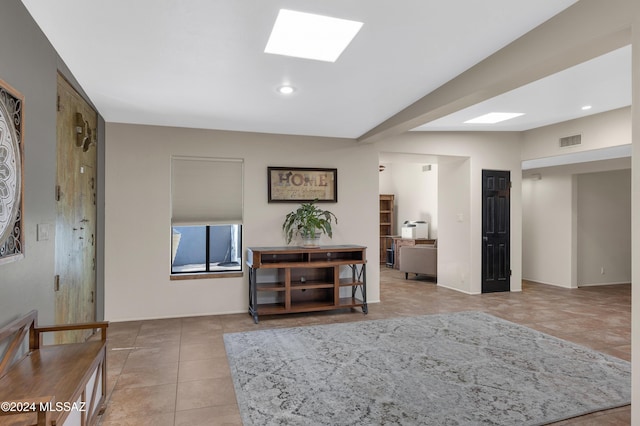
[276,171,330,187]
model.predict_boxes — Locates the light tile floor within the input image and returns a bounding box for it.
[98,267,631,425]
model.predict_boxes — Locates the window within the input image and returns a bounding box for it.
[171,157,243,277]
[171,224,242,273]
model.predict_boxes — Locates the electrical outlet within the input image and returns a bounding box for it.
[600,267,605,275]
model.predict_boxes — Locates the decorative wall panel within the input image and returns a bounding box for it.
[0,79,24,263]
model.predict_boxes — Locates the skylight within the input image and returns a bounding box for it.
[464,112,525,124]
[264,9,363,62]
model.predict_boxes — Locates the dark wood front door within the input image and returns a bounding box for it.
[482,170,510,293]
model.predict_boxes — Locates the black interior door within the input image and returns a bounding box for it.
[482,170,510,293]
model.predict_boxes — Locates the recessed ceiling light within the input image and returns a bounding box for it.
[265,9,363,62]
[277,85,296,95]
[581,105,592,110]
[464,112,525,124]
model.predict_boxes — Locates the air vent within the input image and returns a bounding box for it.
[559,134,581,148]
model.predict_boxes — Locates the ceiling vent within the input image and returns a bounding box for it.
[559,134,581,148]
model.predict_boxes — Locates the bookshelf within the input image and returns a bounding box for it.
[379,194,395,264]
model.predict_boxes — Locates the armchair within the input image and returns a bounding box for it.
[399,245,437,280]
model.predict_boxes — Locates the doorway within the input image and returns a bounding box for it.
[481,169,510,293]
[54,74,98,343]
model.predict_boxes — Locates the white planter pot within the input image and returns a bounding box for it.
[301,233,321,248]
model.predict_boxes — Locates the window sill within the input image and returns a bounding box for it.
[170,271,244,281]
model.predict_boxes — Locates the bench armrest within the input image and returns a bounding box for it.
[31,322,108,349]
[0,395,55,425]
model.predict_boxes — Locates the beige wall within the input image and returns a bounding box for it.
[378,161,438,238]
[0,0,56,325]
[522,158,631,287]
[104,123,378,321]
[522,172,574,287]
[437,157,472,293]
[521,107,631,161]
[375,131,523,294]
[105,125,525,317]
[631,2,640,421]
[521,110,632,288]
[577,169,631,286]
[0,0,106,325]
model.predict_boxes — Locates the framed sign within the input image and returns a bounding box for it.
[268,167,337,202]
[0,78,24,264]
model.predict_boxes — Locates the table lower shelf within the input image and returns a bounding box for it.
[249,297,367,323]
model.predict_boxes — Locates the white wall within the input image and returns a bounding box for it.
[375,131,523,294]
[378,161,438,238]
[577,169,632,286]
[104,123,378,321]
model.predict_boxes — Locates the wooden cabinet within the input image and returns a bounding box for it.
[392,237,436,269]
[379,194,395,264]
[247,245,367,323]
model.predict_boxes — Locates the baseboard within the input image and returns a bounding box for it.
[108,309,248,322]
[108,302,382,323]
[435,284,522,295]
[523,278,632,289]
[436,283,478,295]
[522,278,573,289]
[578,281,631,287]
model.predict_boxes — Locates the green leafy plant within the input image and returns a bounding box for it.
[282,200,338,245]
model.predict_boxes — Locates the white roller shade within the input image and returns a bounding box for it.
[171,156,243,225]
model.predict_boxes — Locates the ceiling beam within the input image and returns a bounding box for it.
[358,0,633,144]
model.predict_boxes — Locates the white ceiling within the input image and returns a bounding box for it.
[414,45,632,132]
[20,0,629,140]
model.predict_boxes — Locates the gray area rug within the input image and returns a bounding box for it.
[224,312,631,425]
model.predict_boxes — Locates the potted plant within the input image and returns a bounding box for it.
[282,200,338,247]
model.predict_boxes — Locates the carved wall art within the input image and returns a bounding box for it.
[0,79,24,263]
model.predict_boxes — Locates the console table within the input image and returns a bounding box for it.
[247,245,367,323]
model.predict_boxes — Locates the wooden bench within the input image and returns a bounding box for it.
[0,310,108,426]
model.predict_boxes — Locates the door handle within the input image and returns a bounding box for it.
[483,236,488,241]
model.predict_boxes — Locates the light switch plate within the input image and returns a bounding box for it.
[37,223,51,241]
